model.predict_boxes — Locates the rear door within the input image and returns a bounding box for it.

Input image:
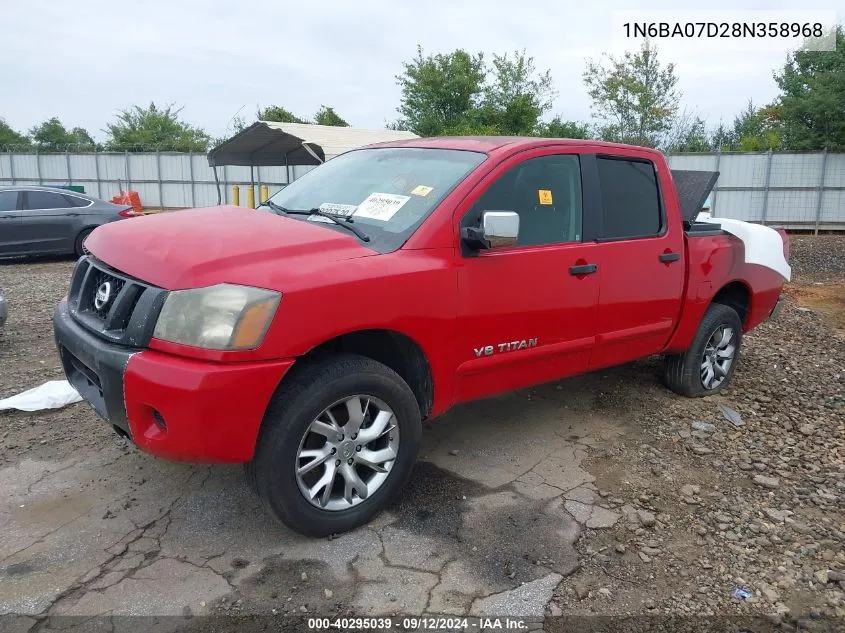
[19,190,80,254]
[0,190,24,255]
[453,147,601,403]
[587,152,685,370]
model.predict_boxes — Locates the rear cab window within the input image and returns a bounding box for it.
[596,156,662,240]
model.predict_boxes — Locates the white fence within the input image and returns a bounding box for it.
[0,151,314,209]
[1,150,843,230]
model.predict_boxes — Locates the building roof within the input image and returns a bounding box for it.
[207,121,419,167]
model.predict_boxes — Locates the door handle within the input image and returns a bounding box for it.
[569,263,598,276]
[66,213,79,217]
[659,252,680,263]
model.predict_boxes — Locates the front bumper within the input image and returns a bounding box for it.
[53,299,295,462]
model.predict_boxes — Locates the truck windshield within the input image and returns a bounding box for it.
[261,147,486,253]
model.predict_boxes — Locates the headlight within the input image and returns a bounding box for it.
[153,284,281,350]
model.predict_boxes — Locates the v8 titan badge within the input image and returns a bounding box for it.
[538,189,553,205]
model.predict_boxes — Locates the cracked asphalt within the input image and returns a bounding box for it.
[2,243,844,629]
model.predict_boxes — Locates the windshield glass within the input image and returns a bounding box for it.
[261,147,486,253]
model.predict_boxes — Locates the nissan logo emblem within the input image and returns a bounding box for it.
[94,281,112,310]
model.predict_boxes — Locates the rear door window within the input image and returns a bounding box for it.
[23,190,73,210]
[596,157,662,240]
[0,190,18,211]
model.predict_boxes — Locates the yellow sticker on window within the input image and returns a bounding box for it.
[411,185,434,197]
[538,189,553,205]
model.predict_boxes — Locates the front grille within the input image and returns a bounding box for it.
[89,270,126,320]
[67,256,168,347]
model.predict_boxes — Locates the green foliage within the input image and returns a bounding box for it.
[775,26,845,151]
[583,40,680,148]
[104,103,211,152]
[395,46,486,136]
[258,105,307,124]
[395,46,584,138]
[537,117,591,139]
[314,106,349,127]
[478,50,556,135]
[666,115,712,153]
[31,117,96,151]
[0,118,31,149]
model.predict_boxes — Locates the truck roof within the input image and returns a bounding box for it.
[366,136,665,157]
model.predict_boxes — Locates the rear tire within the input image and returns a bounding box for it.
[246,354,421,537]
[663,303,742,397]
[74,228,93,257]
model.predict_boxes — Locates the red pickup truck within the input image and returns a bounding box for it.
[53,137,788,536]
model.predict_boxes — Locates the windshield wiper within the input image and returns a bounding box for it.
[263,201,370,242]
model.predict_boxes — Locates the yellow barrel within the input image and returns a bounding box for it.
[260,185,269,204]
[247,186,255,209]
[232,185,240,206]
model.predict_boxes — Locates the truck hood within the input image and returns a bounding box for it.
[85,206,377,290]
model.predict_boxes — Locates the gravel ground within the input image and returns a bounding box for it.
[786,234,845,280]
[1,236,843,626]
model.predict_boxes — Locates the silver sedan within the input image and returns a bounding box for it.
[0,186,137,257]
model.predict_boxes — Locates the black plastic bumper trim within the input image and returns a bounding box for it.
[54,300,136,434]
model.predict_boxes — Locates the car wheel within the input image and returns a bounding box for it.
[663,303,742,397]
[74,228,94,257]
[247,353,421,536]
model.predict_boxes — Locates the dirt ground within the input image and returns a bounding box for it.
[0,236,843,632]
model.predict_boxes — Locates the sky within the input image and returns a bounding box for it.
[1,0,834,141]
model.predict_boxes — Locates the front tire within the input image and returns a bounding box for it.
[663,303,742,397]
[247,354,421,537]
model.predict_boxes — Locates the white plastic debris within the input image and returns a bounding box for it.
[0,380,82,412]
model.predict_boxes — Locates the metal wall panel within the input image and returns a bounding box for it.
[1,151,843,229]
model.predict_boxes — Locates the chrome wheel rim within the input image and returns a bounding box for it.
[295,395,399,511]
[700,325,736,390]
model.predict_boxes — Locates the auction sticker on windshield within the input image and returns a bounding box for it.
[319,202,358,217]
[353,193,410,221]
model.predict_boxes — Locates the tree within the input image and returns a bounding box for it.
[537,116,591,139]
[314,106,349,127]
[0,118,30,149]
[104,103,211,152]
[775,26,845,151]
[727,100,781,151]
[478,50,556,135]
[395,46,486,136]
[31,117,96,151]
[583,40,681,148]
[258,105,307,124]
[663,111,711,153]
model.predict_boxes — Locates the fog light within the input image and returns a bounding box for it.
[152,409,167,432]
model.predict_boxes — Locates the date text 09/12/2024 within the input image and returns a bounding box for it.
[307,617,528,630]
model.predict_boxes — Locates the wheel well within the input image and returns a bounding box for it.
[303,330,434,419]
[711,282,750,325]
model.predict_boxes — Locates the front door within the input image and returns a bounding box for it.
[453,149,601,404]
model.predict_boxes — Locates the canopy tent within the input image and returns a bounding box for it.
[207,121,418,203]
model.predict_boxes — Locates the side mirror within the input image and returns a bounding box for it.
[461,211,520,251]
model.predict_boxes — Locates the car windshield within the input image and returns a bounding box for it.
[260,147,486,253]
